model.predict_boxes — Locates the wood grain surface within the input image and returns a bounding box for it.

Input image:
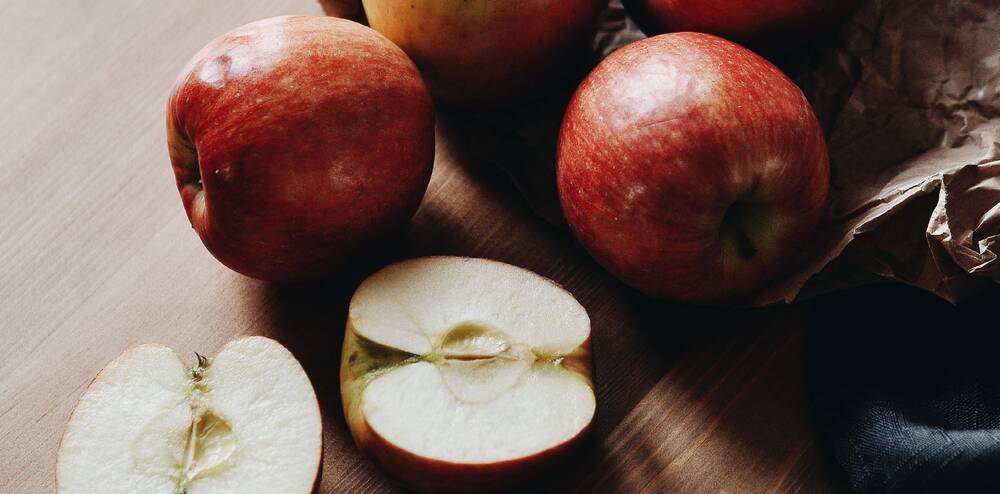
[0,1,848,492]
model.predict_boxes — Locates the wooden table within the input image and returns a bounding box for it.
[0,1,848,492]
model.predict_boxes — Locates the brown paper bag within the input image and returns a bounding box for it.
[457,0,1000,305]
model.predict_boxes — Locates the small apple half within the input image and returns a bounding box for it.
[57,336,322,494]
[341,256,596,492]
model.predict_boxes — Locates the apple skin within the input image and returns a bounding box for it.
[623,0,861,43]
[361,0,607,108]
[352,419,592,494]
[340,323,594,493]
[167,16,434,281]
[557,32,829,303]
[317,0,364,20]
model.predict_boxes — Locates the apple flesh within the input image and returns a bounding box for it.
[167,16,434,281]
[557,33,829,303]
[57,336,322,494]
[341,257,595,492]
[361,0,606,108]
[623,0,861,43]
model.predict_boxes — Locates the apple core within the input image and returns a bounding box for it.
[130,356,238,494]
[57,337,322,494]
[341,257,596,492]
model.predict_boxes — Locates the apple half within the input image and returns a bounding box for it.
[57,336,322,494]
[341,257,596,492]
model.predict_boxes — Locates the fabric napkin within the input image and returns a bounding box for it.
[810,283,1000,492]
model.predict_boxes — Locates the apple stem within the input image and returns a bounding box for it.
[194,353,209,372]
[192,353,215,383]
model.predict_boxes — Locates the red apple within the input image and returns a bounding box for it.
[317,0,364,21]
[360,0,607,107]
[341,257,595,492]
[167,16,434,281]
[623,0,861,43]
[557,33,829,302]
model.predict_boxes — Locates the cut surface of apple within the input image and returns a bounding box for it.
[57,336,322,494]
[341,257,595,491]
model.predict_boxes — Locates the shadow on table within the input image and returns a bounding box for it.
[535,299,850,494]
[233,105,855,492]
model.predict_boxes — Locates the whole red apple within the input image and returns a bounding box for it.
[557,33,829,302]
[167,16,434,281]
[361,0,607,107]
[623,0,861,43]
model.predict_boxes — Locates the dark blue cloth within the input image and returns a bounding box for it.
[810,284,1000,493]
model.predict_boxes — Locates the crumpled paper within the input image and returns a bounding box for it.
[458,0,1000,305]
